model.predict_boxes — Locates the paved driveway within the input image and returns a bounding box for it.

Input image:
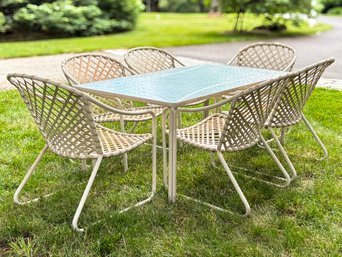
[166,16,342,79]
[1,16,341,91]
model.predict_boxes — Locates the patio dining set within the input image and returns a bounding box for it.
[7,42,335,232]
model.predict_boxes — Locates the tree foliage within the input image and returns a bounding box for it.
[0,0,143,36]
[221,0,314,32]
[320,0,342,13]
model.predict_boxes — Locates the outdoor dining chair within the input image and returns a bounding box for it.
[164,72,297,215]
[7,74,157,232]
[265,58,335,163]
[227,42,297,72]
[123,46,185,74]
[62,54,164,171]
[221,42,296,100]
[124,47,209,121]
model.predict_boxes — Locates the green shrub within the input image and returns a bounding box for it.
[327,6,342,15]
[2,0,142,36]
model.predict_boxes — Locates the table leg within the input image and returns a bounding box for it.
[168,108,177,202]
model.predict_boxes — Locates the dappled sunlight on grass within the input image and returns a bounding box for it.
[0,88,341,256]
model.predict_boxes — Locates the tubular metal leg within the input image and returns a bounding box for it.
[280,127,286,145]
[81,160,87,171]
[210,152,218,168]
[72,156,103,232]
[14,145,49,205]
[203,99,210,118]
[120,117,128,172]
[178,151,250,215]
[217,151,251,215]
[260,134,293,185]
[301,113,329,160]
[162,110,168,188]
[168,108,178,202]
[119,122,157,213]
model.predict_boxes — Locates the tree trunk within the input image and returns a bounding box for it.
[209,0,220,14]
[233,12,241,32]
[150,0,159,12]
[198,0,205,13]
[146,0,159,12]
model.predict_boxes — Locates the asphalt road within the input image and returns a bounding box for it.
[166,16,342,79]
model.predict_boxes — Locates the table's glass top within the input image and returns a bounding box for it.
[77,64,284,107]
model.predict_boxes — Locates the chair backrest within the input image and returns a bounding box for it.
[62,54,133,113]
[268,58,335,128]
[61,54,130,85]
[8,74,103,159]
[230,42,296,71]
[218,73,295,151]
[124,47,184,74]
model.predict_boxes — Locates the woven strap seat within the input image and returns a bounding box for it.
[96,124,151,157]
[176,113,227,151]
[94,105,164,123]
[228,42,296,72]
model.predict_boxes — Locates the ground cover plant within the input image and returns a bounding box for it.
[0,13,330,59]
[0,88,341,256]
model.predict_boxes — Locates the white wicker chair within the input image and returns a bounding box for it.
[164,72,297,215]
[228,42,296,72]
[124,46,185,74]
[222,42,297,99]
[7,74,157,232]
[266,58,335,164]
[61,54,164,124]
[62,54,164,171]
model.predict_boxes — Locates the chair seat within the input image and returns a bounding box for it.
[96,125,152,157]
[93,106,164,123]
[175,113,227,151]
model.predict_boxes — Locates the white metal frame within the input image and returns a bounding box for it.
[162,73,298,213]
[8,74,157,232]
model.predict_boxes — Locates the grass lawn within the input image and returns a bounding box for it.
[0,88,341,256]
[0,13,331,59]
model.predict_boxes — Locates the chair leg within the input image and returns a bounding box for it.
[210,152,218,168]
[203,99,210,118]
[260,133,294,184]
[301,113,328,160]
[81,160,87,171]
[72,156,103,232]
[162,110,168,188]
[216,151,251,215]
[14,145,50,205]
[120,117,129,172]
[119,128,157,213]
[280,127,286,145]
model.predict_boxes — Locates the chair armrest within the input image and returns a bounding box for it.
[227,54,238,65]
[87,96,156,118]
[177,96,234,113]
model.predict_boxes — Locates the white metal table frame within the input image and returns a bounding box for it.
[75,64,285,203]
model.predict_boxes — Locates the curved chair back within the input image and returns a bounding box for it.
[229,42,296,71]
[268,58,335,127]
[8,74,102,159]
[124,47,184,74]
[218,73,294,151]
[61,54,131,85]
[62,54,133,112]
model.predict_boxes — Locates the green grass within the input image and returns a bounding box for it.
[0,88,341,256]
[0,13,331,59]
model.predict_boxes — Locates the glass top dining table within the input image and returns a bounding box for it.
[75,63,285,202]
